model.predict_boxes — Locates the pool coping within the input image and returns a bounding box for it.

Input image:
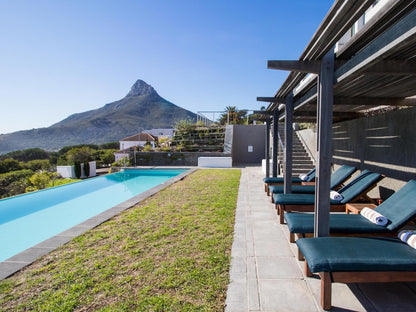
[0,167,197,280]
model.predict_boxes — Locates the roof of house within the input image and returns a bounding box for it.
[120,133,155,142]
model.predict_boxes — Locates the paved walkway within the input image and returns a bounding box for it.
[225,166,416,312]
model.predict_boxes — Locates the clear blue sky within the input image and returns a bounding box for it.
[0,0,333,134]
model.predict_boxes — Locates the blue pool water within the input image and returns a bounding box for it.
[0,169,187,262]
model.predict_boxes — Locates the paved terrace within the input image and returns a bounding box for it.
[225,166,416,312]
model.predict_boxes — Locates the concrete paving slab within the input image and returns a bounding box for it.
[258,279,319,312]
[256,256,303,280]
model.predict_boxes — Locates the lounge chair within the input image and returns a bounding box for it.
[285,179,416,242]
[269,165,356,203]
[263,167,316,195]
[273,170,383,224]
[297,236,416,310]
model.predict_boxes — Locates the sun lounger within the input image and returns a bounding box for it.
[273,170,383,224]
[297,236,416,310]
[263,168,315,195]
[269,165,356,203]
[285,179,416,242]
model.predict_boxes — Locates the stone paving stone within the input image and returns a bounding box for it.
[254,239,293,257]
[6,247,55,263]
[33,236,73,248]
[0,262,29,280]
[248,278,261,311]
[358,282,416,311]
[256,256,303,280]
[258,279,318,312]
[225,281,248,312]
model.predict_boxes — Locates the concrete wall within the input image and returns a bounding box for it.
[297,107,416,198]
[230,125,265,164]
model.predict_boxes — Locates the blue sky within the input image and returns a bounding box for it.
[0,0,333,134]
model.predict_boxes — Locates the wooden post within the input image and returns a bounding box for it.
[314,49,334,237]
[265,116,271,177]
[284,93,293,194]
[273,109,279,177]
[321,272,332,310]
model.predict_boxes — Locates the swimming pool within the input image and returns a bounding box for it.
[0,169,187,263]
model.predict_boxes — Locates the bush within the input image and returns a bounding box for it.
[74,162,82,179]
[25,171,58,192]
[83,162,90,177]
[22,159,51,172]
[0,169,34,198]
[0,158,22,174]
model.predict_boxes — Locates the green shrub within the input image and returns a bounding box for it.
[0,158,22,174]
[0,169,34,198]
[74,162,82,179]
[22,159,51,172]
[83,162,90,177]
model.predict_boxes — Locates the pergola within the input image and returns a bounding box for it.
[258,0,416,236]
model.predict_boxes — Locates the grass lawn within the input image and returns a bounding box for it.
[0,169,241,311]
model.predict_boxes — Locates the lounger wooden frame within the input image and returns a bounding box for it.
[304,261,416,310]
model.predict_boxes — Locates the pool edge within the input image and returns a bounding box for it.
[0,167,197,281]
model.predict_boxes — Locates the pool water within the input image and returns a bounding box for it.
[0,169,186,262]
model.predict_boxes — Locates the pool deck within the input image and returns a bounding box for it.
[0,167,196,280]
[225,166,416,312]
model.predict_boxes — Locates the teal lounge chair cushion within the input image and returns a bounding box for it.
[273,193,342,205]
[263,168,316,184]
[269,165,356,194]
[375,179,416,231]
[273,170,383,205]
[285,213,391,234]
[264,177,302,184]
[296,237,416,273]
[269,184,316,194]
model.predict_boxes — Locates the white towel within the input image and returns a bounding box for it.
[330,191,343,201]
[299,174,308,181]
[360,207,388,226]
[398,230,416,249]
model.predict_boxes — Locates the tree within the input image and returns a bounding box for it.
[219,106,248,125]
[66,147,94,164]
[0,158,21,174]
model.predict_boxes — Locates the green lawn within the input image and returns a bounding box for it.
[0,169,241,311]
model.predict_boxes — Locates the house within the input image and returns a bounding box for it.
[114,133,155,162]
[143,128,174,138]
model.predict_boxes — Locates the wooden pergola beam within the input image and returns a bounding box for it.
[268,60,321,74]
[334,96,416,106]
[365,60,416,75]
[257,96,286,103]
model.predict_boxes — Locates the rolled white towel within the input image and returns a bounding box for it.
[398,230,416,249]
[330,191,343,201]
[299,174,308,181]
[360,207,388,226]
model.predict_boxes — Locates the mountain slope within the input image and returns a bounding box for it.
[0,80,196,153]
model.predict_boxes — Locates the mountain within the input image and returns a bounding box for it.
[0,80,197,153]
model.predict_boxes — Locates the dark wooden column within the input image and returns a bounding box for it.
[314,49,334,237]
[284,93,293,194]
[265,116,271,177]
[272,109,279,177]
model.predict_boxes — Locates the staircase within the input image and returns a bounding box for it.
[277,123,314,176]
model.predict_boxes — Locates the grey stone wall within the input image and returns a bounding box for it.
[133,151,230,166]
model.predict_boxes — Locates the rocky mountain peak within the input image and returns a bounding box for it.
[125,79,157,97]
